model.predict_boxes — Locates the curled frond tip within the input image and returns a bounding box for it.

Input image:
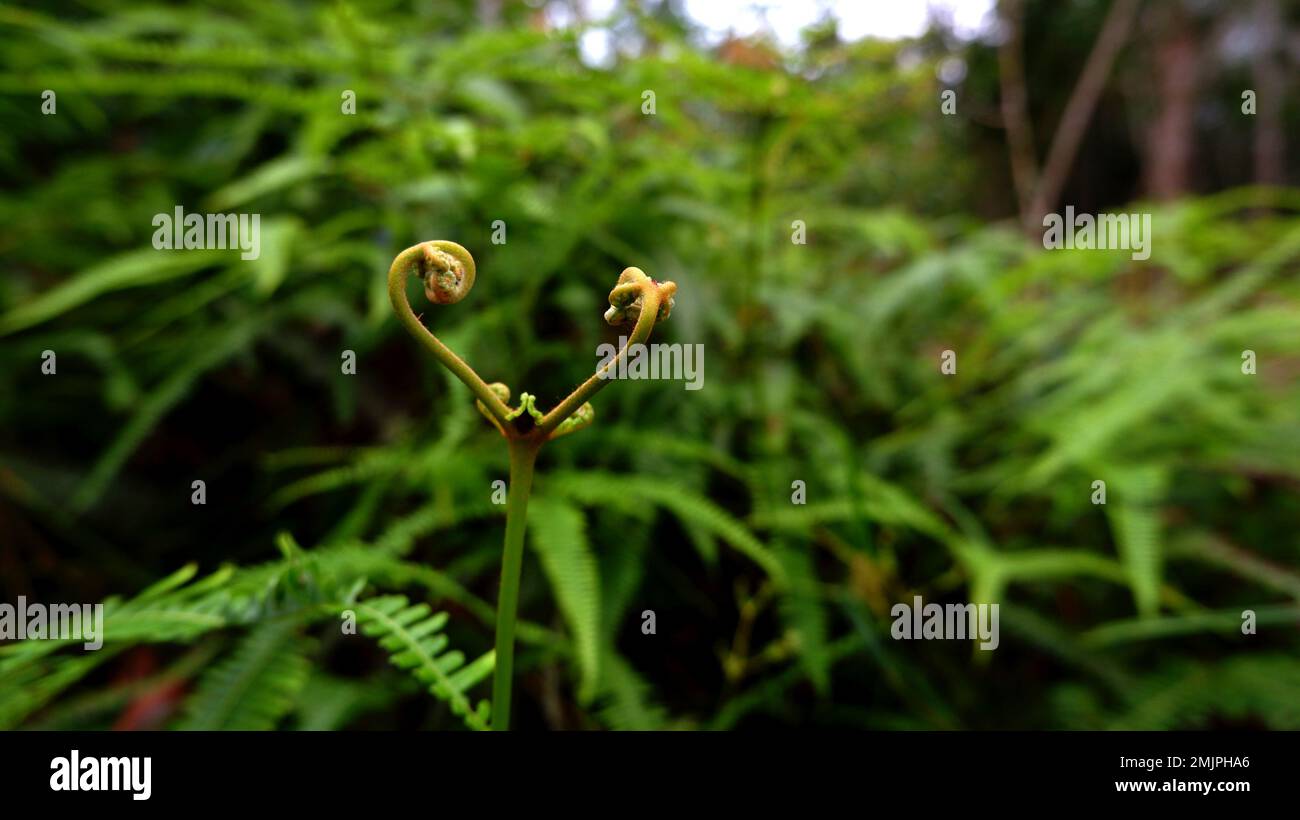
[604,266,677,325]
[418,240,476,305]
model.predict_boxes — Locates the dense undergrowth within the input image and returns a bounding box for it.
[1,1,1298,730]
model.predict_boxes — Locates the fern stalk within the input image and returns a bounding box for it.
[491,438,539,730]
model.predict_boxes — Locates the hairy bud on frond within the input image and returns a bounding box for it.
[419,241,476,305]
[604,267,677,325]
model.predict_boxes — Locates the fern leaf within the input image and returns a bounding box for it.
[178,619,312,730]
[1105,465,1167,618]
[549,471,785,583]
[0,649,122,730]
[774,541,830,694]
[595,654,667,731]
[352,595,492,731]
[1063,655,1300,730]
[528,496,601,703]
[293,672,398,731]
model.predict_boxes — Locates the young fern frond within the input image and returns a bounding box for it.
[352,595,494,731]
[386,240,679,729]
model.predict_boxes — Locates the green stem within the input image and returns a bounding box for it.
[491,437,539,730]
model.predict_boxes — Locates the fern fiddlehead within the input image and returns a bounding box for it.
[387,241,512,425]
[387,241,676,729]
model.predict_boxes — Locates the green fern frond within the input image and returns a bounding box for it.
[595,653,668,731]
[549,471,786,583]
[528,496,601,703]
[293,672,398,731]
[774,542,831,694]
[0,649,123,730]
[750,472,958,546]
[1105,465,1167,618]
[1056,654,1300,730]
[1081,604,1300,647]
[178,618,313,730]
[352,595,493,731]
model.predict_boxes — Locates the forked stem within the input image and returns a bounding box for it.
[387,242,676,730]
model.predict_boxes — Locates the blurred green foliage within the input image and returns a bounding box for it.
[1,0,1298,730]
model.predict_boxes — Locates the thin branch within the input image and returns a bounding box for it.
[1029,0,1143,224]
[997,0,1039,231]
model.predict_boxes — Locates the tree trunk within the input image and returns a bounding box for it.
[1144,11,1199,200]
[1252,0,1285,187]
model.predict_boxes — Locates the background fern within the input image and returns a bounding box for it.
[352,595,494,731]
[178,619,314,731]
[1,0,1298,730]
